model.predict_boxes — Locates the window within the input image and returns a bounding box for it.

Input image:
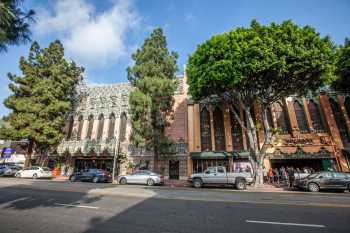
[345,97,350,118]
[217,167,225,173]
[66,116,74,139]
[329,98,350,143]
[77,115,84,140]
[200,106,212,151]
[307,100,325,132]
[230,108,243,151]
[86,115,94,140]
[294,100,309,133]
[273,102,290,134]
[213,107,226,151]
[108,113,116,139]
[119,112,127,142]
[97,114,104,140]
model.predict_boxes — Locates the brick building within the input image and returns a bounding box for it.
[187,88,350,176]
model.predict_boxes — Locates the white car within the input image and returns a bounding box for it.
[118,170,164,186]
[16,166,52,179]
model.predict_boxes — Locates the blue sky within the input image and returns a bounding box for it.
[0,0,349,117]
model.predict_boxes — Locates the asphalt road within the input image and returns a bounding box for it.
[0,178,349,233]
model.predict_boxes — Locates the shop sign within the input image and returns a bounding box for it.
[1,148,14,158]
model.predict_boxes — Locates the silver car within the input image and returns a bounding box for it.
[118,170,164,186]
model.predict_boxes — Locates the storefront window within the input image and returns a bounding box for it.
[213,107,226,151]
[294,100,309,133]
[200,107,212,151]
[273,102,290,134]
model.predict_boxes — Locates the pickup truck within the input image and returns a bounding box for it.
[188,166,253,190]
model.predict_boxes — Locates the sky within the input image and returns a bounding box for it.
[0,0,349,117]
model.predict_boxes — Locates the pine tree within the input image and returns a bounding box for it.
[0,40,84,167]
[127,28,178,172]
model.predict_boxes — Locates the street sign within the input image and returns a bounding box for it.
[1,148,14,158]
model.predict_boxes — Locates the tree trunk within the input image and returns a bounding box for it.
[24,140,34,168]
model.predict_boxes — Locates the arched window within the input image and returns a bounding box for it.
[213,107,226,151]
[345,97,350,118]
[307,100,325,132]
[200,106,212,151]
[230,108,243,151]
[329,98,350,143]
[108,113,116,140]
[273,102,290,134]
[86,115,94,140]
[119,112,127,142]
[294,100,309,133]
[77,115,84,140]
[66,116,74,139]
[97,114,104,140]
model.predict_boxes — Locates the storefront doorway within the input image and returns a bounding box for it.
[270,158,336,172]
[75,157,113,172]
[169,160,179,180]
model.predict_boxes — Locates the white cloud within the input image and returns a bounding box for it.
[34,0,140,68]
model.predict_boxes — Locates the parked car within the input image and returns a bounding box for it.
[188,166,253,190]
[69,169,111,183]
[0,164,21,177]
[15,166,52,179]
[295,171,350,192]
[118,170,164,186]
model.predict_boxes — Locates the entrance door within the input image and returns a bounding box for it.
[169,160,179,180]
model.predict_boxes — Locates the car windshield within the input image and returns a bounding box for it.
[42,167,50,171]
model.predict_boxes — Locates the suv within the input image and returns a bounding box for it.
[188,166,253,189]
[0,164,21,177]
[295,171,350,192]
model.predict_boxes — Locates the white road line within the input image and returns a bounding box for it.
[54,203,99,209]
[246,220,325,228]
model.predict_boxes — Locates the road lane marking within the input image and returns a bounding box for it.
[54,203,99,209]
[246,220,325,228]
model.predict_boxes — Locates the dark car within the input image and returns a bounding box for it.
[295,171,350,192]
[69,169,111,183]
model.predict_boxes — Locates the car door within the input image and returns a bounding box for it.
[318,172,333,188]
[127,171,141,184]
[214,167,227,183]
[332,172,347,188]
[203,167,217,184]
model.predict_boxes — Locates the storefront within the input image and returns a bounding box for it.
[74,156,113,172]
[269,148,337,172]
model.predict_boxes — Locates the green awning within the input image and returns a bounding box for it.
[232,151,250,158]
[191,151,230,159]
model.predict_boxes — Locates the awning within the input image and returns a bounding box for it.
[191,151,230,159]
[191,151,250,159]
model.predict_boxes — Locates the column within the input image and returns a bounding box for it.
[209,105,216,151]
[302,97,314,132]
[80,116,89,140]
[187,103,194,152]
[91,115,100,140]
[285,97,299,137]
[71,116,80,140]
[102,117,110,140]
[223,105,233,152]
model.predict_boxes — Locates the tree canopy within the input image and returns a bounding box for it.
[0,0,34,52]
[187,20,335,106]
[0,40,84,166]
[333,38,350,91]
[127,28,178,171]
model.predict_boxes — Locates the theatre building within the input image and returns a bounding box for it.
[186,90,350,175]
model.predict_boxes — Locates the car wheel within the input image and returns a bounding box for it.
[92,177,99,183]
[70,176,76,182]
[235,179,247,190]
[308,183,320,192]
[119,177,127,185]
[32,173,38,179]
[147,179,155,186]
[193,178,202,188]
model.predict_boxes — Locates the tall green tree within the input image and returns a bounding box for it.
[127,28,178,172]
[333,38,350,91]
[187,20,335,185]
[0,40,84,167]
[0,0,35,52]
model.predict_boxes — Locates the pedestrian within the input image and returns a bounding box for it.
[274,168,280,184]
[268,168,274,184]
[263,167,268,183]
[287,167,295,188]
